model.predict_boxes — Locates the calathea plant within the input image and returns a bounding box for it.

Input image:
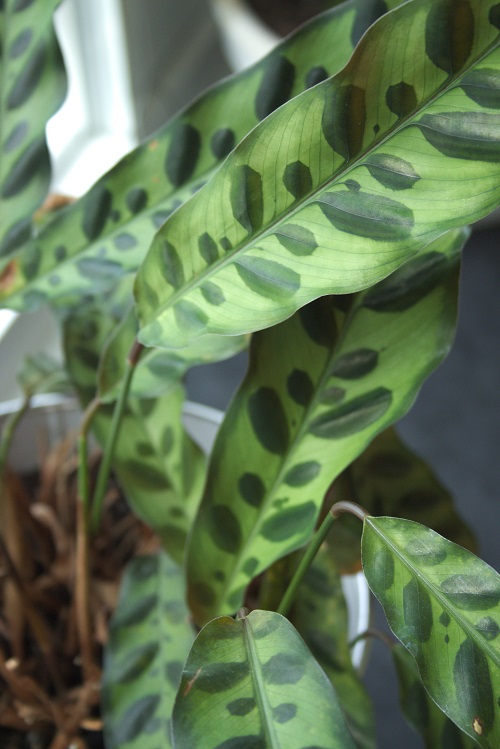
[0,0,499,747]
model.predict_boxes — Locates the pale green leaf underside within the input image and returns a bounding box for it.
[187,228,464,624]
[172,609,356,749]
[0,0,400,309]
[135,0,500,350]
[102,552,194,749]
[362,517,500,748]
[393,643,479,748]
[0,0,66,259]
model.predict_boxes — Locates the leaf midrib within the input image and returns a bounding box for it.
[367,519,500,668]
[215,243,455,613]
[212,303,354,611]
[243,614,280,748]
[154,25,500,320]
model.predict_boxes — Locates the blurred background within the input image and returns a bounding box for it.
[0,2,498,746]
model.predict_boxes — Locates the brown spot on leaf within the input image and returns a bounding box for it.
[473,717,483,735]
[183,667,201,697]
[0,260,18,291]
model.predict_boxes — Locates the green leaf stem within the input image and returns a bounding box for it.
[63,300,206,561]
[0,0,66,260]
[292,547,376,749]
[135,0,500,350]
[0,0,401,309]
[187,228,464,624]
[172,609,356,749]
[362,517,500,748]
[328,426,477,574]
[102,552,194,749]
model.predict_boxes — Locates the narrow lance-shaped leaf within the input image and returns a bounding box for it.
[362,517,500,748]
[63,299,205,562]
[0,0,66,260]
[328,426,477,574]
[102,552,195,749]
[0,0,403,309]
[97,303,248,402]
[187,228,464,625]
[172,609,356,749]
[392,643,479,749]
[135,0,500,350]
[291,546,376,749]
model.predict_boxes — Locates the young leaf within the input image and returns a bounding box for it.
[0,0,66,260]
[187,228,464,624]
[392,643,478,748]
[0,0,402,309]
[172,609,356,749]
[362,517,500,748]
[102,552,194,749]
[328,425,477,574]
[97,304,248,402]
[135,0,500,350]
[291,547,376,749]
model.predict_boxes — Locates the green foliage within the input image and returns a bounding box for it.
[0,0,66,260]
[102,552,194,749]
[135,0,500,350]
[0,0,402,310]
[0,0,499,747]
[362,517,500,748]
[187,227,464,625]
[172,609,356,749]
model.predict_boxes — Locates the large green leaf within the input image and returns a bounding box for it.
[63,301,206,561]
[102,552,195,749]
[186,228,464,624]
[362,517,500,748]
[0,0,402,309]
[392,643,478,748]
[0,0,66,260]
[292,547,376,749]
[172,609,356,749]
[328,426,477,574]
[97,304,248,402]
[135,0,500,350]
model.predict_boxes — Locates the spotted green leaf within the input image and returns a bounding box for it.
[291,546,376,749]
[0,0,66,261]
[0,0,401,310]
[362,517,500,748]
[102,552,195,749]
[392,643,479,748]
[98,304,248,402]
[63,302,205,562]
[172,609,356,749]
[186,228,464,624]
[135,0,500,351]
[328,426,477,574]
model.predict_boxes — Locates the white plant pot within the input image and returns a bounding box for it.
[0,394,371,669]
